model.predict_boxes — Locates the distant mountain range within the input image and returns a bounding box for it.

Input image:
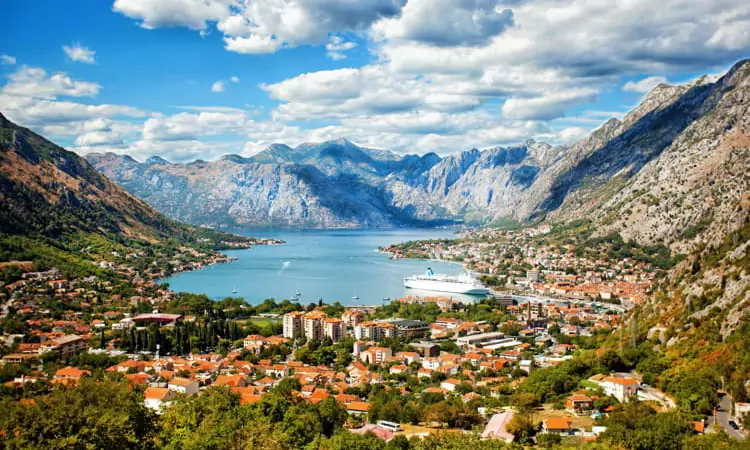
[79,59,750,250]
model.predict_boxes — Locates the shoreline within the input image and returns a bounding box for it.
[162,229,469,304]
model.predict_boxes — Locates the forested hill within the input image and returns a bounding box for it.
[0,113,255,279]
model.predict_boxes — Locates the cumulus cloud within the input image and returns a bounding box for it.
[501,88,598,121]
[142,111,249,141]
[372,0,513,46]
[211,80,225,92]
[112,0,231,30]
[0,55,16,65]
[622,76,669,93]
[75,130,125,146]
[0,94,145,126]
[115,0,404,54]
[63,43,96,63]
[230,76,240,83]
[2,67,101,100]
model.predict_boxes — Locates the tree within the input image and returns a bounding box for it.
[505,413,536,443]
[0,379,157,449]
[537,432,561,448]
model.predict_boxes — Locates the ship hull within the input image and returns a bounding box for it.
[404,277,489,295]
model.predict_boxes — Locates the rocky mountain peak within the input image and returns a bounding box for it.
[146,155,170,165]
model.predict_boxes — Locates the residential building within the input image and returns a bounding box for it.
[41,334,88,358]
[599,376,639,402]
[342,309,364,327]
[303,311,327,341]
[144,387,176,412]
[283,312,304,339]
[323,318,344,343]
[566,394,594,414]
[168,377,199,395]
[542,418,574,435]
[360,347,392,365]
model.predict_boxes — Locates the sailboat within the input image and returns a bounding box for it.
[232,285,238,294]
[351,290,360,301]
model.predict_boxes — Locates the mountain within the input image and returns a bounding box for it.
[530,60,750,252]
[0,113,255,277]
[88,61,750,245]
[87,138,558,228]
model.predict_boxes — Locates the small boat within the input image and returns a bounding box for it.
[382,296,391,302]
[352,290,360,301]
[232,285,238,294]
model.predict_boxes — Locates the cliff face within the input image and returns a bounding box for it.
[534,60,750,253]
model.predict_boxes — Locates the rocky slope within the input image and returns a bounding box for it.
[0,113,251,246]
[88,138,559,228]
[531,61,750,253]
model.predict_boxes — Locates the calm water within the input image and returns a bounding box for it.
[165,228,477,305]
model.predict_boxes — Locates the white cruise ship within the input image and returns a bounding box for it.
[404,268,489,295]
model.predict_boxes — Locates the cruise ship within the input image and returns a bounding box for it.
[404,268,489,295]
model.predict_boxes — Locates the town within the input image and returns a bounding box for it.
[2,223,742,448]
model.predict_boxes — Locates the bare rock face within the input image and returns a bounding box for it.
[88,139,557,228]
[526,59,750,252]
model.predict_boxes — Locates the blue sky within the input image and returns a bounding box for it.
[1,0,748,162]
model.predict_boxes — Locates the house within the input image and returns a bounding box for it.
[144,387,176,412]
[440,378,462,392]
[359,347,392,365]
[346,401,372,415]
[41,334,88,358]
[389,364,408,375]
[54,366,90,381]
[542,418,574,435]
[566,394,594,414]
[599,376,639,402]
[168,377,199,395]
[481,412,515,442]
[255,377,278,389]
[214,374,247,387]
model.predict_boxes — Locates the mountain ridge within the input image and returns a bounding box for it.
[85,60,750,250]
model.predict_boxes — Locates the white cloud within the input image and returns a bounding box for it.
[371,0,513,47]
[63,43,96,64]
[326,36,357,60]
[2,67,101,100]
[0,55,16,65]
[142,111,249,141]
[75,130,125,146]
[501,88,598,121]
[112,0,231,30]
[622,76,669,93]
[116,0,404,54]
[0,94,146,126]
[211,80,225,92]
[230,76,240,83]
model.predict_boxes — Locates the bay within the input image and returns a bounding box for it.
[164,228,476,306]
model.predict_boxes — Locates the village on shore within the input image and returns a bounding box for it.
[0,226,741,444]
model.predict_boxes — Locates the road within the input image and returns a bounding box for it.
[710,394,746,440]
[507,293,628,313]
[637,385,677,410]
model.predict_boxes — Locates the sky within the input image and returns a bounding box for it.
[1,0,749,162]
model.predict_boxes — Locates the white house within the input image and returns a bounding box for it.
[599,376,639,402]
[168,377,199,395]
[144,387,176,413]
